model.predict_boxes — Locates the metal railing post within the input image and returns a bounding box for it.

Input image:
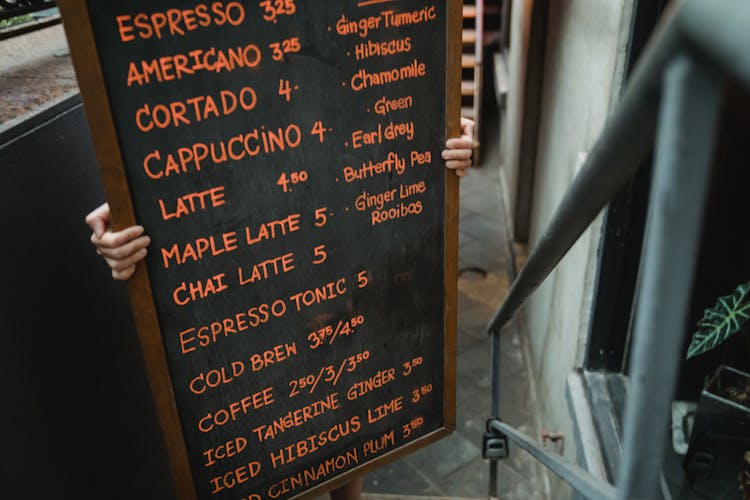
[615,54,724,499]
[488,329,500,499]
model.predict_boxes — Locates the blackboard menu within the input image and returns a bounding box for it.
[59,1,459,498]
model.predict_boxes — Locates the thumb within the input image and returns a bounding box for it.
[85,203,111,238]
[460,117,475,138]
[463,122,474,139]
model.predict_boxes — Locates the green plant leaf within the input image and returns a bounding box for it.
[687,281,750,359]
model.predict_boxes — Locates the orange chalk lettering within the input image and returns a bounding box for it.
[189,361,245,395]
[117,3,244,43]
[203,436,248,467]
[373,94,413,115]
[172,273,229,306]
[249,342,297,372]
[252,392,340,443]
[237,252,296,285]
[268,417,361,468]
[367,396,404,424]
[362,429,395,457]
[289,279,347,311]
[346,368,396,401]
[244,213,301,246]
[161,230,238,268]
[198,387,275,432]
[159,185,226,221]
[266,448,359,498]
[399,180,426,200]
[209,461,260,495]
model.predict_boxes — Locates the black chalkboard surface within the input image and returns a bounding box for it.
[58,1,461,498]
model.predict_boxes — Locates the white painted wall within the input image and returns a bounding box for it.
[505,1,634,498]
[499,0,533,223]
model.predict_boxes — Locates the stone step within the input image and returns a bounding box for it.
[313,494,484,500]
[462,29,476,45]
[363,495,484,500]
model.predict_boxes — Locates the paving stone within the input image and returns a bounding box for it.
[456,327,486,355]
[364,460,436,496]
[460,189,504,215]
[433,458,491,498]
[459,241,509,273]
[458,229,478,248]
[0,25,77,124]
[403,432,482,479]
[458,271,509,309]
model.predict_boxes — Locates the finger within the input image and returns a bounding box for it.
[92,225,146,250]
[462,124,475,138]
[445,159,472,171]
[98,235,151,261]
[103,247,148,273]
[448,164,469,177]
[112,265,136,281]
[445,137,474,150]
[442,149,472,161]
[85,203,111,238]
[460,117,475,137]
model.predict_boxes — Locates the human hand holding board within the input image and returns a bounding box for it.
[61,1,464,498]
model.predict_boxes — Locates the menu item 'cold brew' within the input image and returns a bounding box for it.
[58,1,459,498]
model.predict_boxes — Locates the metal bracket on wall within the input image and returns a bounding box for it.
[483,417,510,460]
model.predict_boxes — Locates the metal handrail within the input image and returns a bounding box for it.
[487,0,750,336]
[0,1,56,21]
[485,0,750,498]
[0,2,59,42]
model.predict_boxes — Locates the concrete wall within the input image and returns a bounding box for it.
[499,0,533,224]
[509,1,634,498]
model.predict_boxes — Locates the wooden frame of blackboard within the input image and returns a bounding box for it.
[57,1,462,498]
